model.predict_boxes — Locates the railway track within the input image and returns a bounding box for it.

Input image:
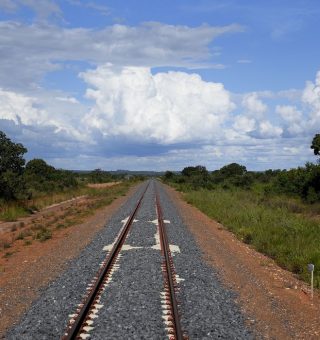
[62,182,186,340]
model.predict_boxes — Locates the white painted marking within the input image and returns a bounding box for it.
[151,227,161,250]
[94,304,103,309]
[121,217,129,224]
[83,326,94,332]
[176,274,185,283]
[103,243,115,251]
[79,334,90,340]
[169,244,180,254]
[121,217,138,224]
[149,219,170,224]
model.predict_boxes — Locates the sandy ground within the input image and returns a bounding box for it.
[0,184,139,338]
[164,184,320,339]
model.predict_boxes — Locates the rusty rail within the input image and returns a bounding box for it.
[62,183,149,340]
[156,190,184,340]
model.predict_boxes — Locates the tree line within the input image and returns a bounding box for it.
[164,134,320,203]
[0,131,122,201]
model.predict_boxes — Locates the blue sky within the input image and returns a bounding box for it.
[0,0,319,171]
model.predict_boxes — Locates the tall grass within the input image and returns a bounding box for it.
[0,202,29,221]
[183,188,320,287]
[0,181,134,222]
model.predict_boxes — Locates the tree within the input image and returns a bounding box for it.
[25,159,78,193]
[219,163,247,178]
[182,165,208,177]
[311,134,320,156]
[25,159,55,180]
[164,171,174,180]
[0,131,27,199]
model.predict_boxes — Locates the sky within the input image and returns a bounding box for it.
[0,0,319,171]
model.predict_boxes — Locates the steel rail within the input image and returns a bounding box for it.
[156,189,184,340]
[62,182,149,340]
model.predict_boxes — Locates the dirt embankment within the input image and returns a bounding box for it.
[165,184,320,340]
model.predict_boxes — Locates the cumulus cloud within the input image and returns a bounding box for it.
[242,92,267,117]
[275,104,304,135]
[80,65,234,144]
[302,71,320,128]
[232,116,256,133]
[276,105,302,122]
[0,89,44,125]
[257,120,283,138]
[0,88,88,143]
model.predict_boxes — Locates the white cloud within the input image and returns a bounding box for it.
[67,0,110,16]
[0,0,62,21]
[242,92,267,117]
[237,59,252,64]
[81,65,235,144]
[0,88,44,125]
[276,105,302,122]
[0,88,88,142]
[55,96,79,104]
[258,120,283,138]
[302,71,320,127]
[233,116,256,133]
[0,21,244,89]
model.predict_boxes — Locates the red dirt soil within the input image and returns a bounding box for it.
[0,184,139,338]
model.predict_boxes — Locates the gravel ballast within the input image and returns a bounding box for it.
[7,180,253,339]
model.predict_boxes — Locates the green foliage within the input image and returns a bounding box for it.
[165,159,320,202]
[24,158,78,195]
[0,131,27,200]
[180,165,209,189]
[164,171,175,180]
[219,162,246,177]
[89,168,114,183]
[35,227,52,242]
[184,188,320,287]
[274,163,320,202]
[165,163,252,190]
[311,133,320,156]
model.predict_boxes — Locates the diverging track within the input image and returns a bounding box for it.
[7,180,253,339]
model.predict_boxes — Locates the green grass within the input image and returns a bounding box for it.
[0,203,29,222]
[0,180,136,222]
[182,187,320,287]
[35,227,52,242]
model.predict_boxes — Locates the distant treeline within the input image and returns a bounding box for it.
[0,131,131,201]
[164,134,320,203]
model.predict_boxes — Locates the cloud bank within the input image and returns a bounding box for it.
[0,65,319,170]
[81,65,234,144]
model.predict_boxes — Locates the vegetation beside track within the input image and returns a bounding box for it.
[163,134,320,287]
[0,130,144,221]
[0,181,137,253]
